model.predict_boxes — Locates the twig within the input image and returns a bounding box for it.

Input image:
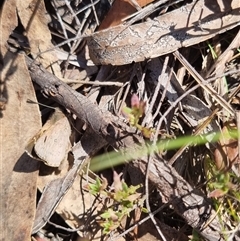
[145,155,167,241]
[61,79,124,87]
[51,1,71,49]
[173,51,234,116]
[151,64,172,125]
[64,0,81,26]
[168,108,219,166]
[90,0,99,26]
[142,56,169,127]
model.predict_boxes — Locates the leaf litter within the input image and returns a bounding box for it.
[1,0,240,241]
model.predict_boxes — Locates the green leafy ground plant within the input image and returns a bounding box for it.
[87,172,145,234]
[122,94,154,138]
[205,157,240,233]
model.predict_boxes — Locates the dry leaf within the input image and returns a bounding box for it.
[34,109,72,167]
[98,0,155,30]
[16,0,61,77]
[0,0,18,56]
[0,52,41,241]
[88,0,240,65]
[0,0,61,76]
[214,125,238,171]
[113,171,123,192]
[208,189,227,198]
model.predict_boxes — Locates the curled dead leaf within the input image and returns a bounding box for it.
[26,108,72,167]
[113,171,123,192]
[214,125,238,171]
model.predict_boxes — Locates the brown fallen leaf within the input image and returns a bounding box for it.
[98,0,155,30]
[0,0,18,57]
[16,0,61,77]
[214,125,238,171]
[208,188,227,199]
[33,108,72,167]
[0,51,41,241]
[88,0,240,65]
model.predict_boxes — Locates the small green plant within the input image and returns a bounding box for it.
[190,229,203,241]
[207,169,231,198]
[88,176,105,195]
[207,42,218,59]
[87,171,145,234]
[205,157,240,230]
[122,94,154,138]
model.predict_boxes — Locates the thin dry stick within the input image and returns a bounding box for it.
[152,68,173,144]
[64,0,81,26]
[34,1,98,62]
[145,155,167,241]
[61,79,123,87]
[135,63,147,109]
[117,65,136,115]
[33,34,85,60]
[142,56,169,127]
[90,0,99,26]
[24,0,42,34]
[47,220,81,232]
[152,73,172,144]
[75,0,100,15]
[38,0,96,66]
[228,84,240,103]
[157,83,201,137]
[168,108,219,166]
[62,0,110,74]
[151,67,172,123]
[69,9,91,54]
[173,51,234,116]
[206,69,240,83]
[145,65,172,239]
[52,1,71,49]
[114,81,130,114]
[122,0,184,23]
